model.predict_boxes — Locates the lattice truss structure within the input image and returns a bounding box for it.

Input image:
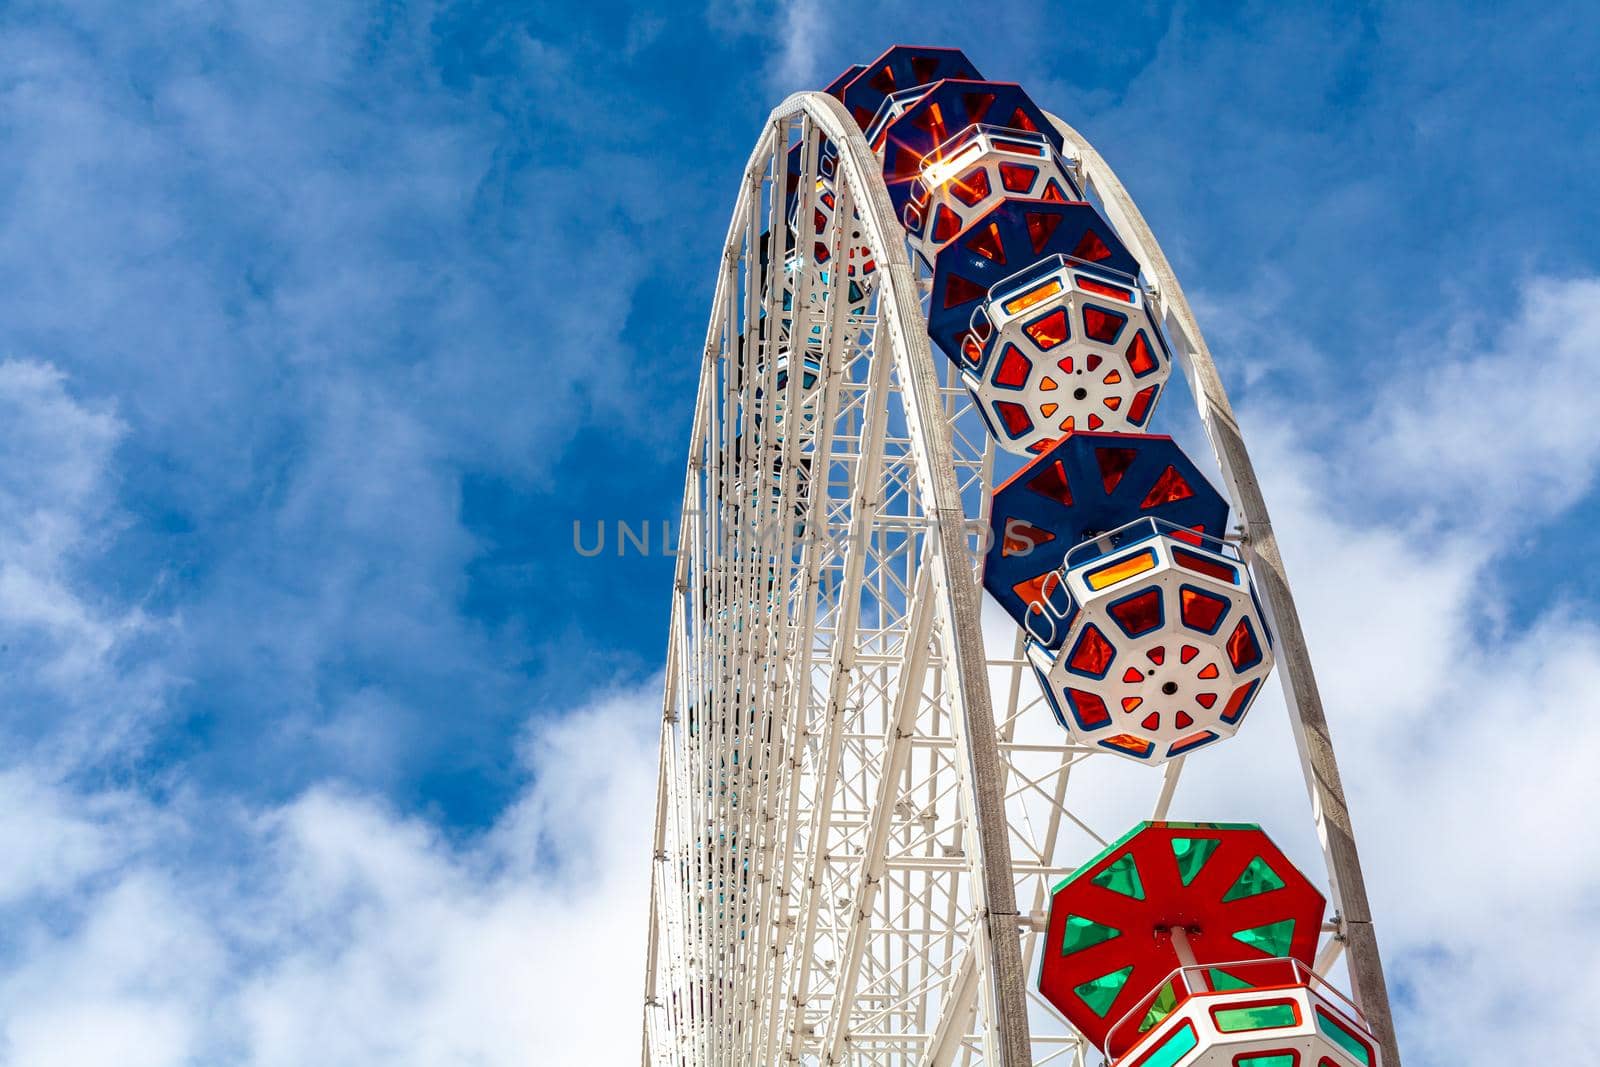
[643,57,1400,1067]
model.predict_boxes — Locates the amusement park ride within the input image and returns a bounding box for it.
[642,46,1401,1067]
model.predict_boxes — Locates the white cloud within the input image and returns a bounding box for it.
[0,360,173,762]
[1362,276,1600,520]
[0,360,125,648]
[0,873,220,1067]
[0,681,657,1067]
[767,0,829,95]
[0,769,136,908]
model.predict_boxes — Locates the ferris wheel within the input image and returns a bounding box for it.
[641,46,1403,1067]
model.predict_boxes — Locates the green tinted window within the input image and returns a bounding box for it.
[1222,856,1287,901]
[1207,967,1254,991]
[1134,1021,1196,1067]
[1316,1009,1372,1066]
[1092,853,1145,899]
[1061,915,1121,956]
[1138,980,1179,1033]
[1212,1000,1298,1032]
[1233,918,1296,958]
[1235,1055,1298,1067]
[1074,965,1133,1018]
[1171,837,1220,885]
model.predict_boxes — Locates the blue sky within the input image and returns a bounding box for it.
[1,1,1598,1063]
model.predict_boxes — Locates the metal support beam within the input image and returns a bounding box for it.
[821,561,937,1062]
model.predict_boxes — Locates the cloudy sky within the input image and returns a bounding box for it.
[1,1,1596,1064]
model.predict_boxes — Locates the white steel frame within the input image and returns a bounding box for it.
[640,93,1401,1067]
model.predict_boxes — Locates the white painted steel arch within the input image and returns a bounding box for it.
[640,92,1401,1067]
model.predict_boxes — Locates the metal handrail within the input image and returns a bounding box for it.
[1063,515,1239,571]
[1102,957,1372,1060]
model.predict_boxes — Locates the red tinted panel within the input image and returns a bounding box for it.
[1026,211,1063,254]
[1027,460,1073,506]
[888,145,924,180]
[1002,520,1055,557]
[1146,646,1165,665]
[1175,711,1194,728]
[1197,663,1220,679]
[1127,385,1157,425]
[1140,465,1197,508]
[913,102,948,142]
[1109,589,1163,637]
[1126,332,1158,375]
[1169,730,1218,756]
[1227,618,1262,670]
[959,332,983,366]
[1041,180,1068,202]
[943,273,985,308]
[932,204,962,243]
[994,344,1031,388]
[1010,107,1038,131]
[996,401,1034,437]
[1024,309,1070,350]
[1172,548,1237,583]
[1067,624,1115,677]
[1096,447,1137,494]
[1012,570,1061,611]
[992,137,1043,155]
[1221,682,1256,723]
[1102,734,1155,757]
[1180,588,1228,633]
[1068,689,1111,727]
[967,221,1006,263]
[1078,277,1133,302]
[1072,229,1113,262]
[1084,306,1126,343]
[963,91,997,124]
[1195,693,1217,709]
[1122,667,1145,683]
[951,166,991,206]
[999,162,1038,192]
